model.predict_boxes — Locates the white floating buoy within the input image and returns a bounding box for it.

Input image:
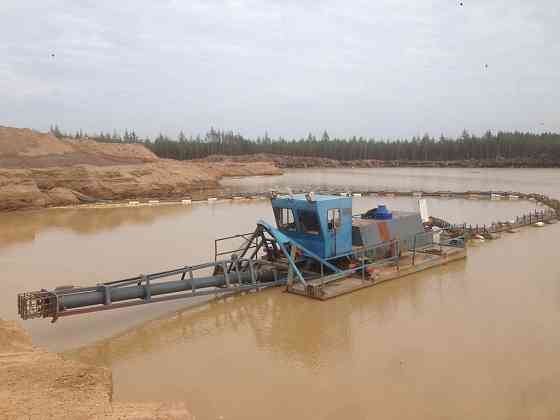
[181,199,192,205]
[207,197,218,202]
[352,193,362,197]
[534,221,545,228]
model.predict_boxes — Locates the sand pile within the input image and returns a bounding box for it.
[0,126,281,211]
[0,126,157,168]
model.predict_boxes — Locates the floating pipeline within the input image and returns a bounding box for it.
[63,189,559,224]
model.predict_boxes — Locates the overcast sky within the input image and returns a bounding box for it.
[1,0,559,139]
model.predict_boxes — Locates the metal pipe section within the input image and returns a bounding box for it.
[59,270,276,310]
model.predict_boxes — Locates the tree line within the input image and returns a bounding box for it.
[49,125,560,163]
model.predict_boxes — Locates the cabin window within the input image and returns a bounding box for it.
[328,209,341,230]
[274,208,296,231]
[298,210,320,235]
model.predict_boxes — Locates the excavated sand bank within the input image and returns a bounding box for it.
[0,319,193,419]
[0,126,281,212]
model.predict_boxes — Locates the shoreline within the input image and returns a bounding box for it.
[23,187,560,214]
[0,159,282,213]
[204,154,560,169]
[4,166,559,215]
[2,158,559,214]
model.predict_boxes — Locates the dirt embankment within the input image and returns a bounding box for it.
[0,319,193,419]
[0,127,281,212]
[205,153,560,169]
[0,159,281,211]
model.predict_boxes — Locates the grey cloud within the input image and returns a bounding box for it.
[1,0,558,138]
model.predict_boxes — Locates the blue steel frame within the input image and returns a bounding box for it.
[261,221,465,289]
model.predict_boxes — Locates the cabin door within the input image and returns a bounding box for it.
[327,209,341,256]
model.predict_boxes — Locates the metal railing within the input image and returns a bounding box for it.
[299,229,465,292]
[214,232,257,261]
[433,208,556,237]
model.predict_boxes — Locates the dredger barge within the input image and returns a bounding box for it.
[19,193,467,322]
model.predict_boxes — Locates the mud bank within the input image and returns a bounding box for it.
[0,319,193,419]
[205,154,560,169]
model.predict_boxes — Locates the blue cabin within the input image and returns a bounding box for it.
[271,193,353,259]
[271,193,430,261]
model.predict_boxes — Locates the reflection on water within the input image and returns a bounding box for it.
[68,259,468,371]
[0,205,191,250]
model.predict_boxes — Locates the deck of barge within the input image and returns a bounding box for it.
[287,245,467,300]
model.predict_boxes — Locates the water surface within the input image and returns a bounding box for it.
[2,168,559,419]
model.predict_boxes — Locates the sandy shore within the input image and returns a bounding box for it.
[0,319,193,420]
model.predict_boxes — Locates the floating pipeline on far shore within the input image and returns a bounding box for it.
[52,188,559,211]
[48,188,560,241]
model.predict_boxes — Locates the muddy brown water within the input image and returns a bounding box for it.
[2,168,560,419]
